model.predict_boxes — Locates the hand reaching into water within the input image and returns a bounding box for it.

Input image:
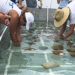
[59,35,64,40]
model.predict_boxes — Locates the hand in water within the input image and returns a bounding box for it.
[59,35,64,40]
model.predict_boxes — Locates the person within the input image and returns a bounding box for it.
[26,0,42,8]
[0,11,11,25]
[17,0,42,8]
[37,0,42,8]
[0,0,34,46]
[11,0,24,9]
[53,1,75,40]
[26,0,37,8]
[57,0,70,9]
[40,0,42,8]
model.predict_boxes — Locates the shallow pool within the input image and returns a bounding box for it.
[0,22,75,75]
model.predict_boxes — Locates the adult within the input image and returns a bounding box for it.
[0,0,34,46]
[53,1,75,40]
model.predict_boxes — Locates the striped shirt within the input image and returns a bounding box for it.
[59,0,69,8]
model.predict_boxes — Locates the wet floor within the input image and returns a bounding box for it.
[0,22,75,75]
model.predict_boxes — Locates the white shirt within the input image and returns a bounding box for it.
[0,0,21,16]
[67,1,75,24]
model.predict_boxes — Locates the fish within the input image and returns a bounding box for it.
[52,50,63,55]
[24,47,35,50]
[67,48,75,52]
[52,45,64,50]
[42,62,59,69]
[44,40,50,42]
[26,42,35,45]
[39,46,48,50]
[32,37,39,39]
[66,41,73,47]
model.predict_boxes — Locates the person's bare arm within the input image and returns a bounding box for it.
[9,10,19,46]
[57,0,60,4]
[59,22,67,37]
[64,24,75,40]
[0,11,11,25]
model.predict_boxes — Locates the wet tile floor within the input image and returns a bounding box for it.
[0,22,75,75]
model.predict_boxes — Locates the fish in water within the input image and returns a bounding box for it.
[42,62,59,69]
[32,36,39,39]
[26,33,32,36]
[44,40,50,42]
[24,47,35,50]
[66,40,73,47]
[67,48,75,57]
[26,42,35,45]
[52,50,63,55]
[67,48,75,52]
[52,45,64,50]
[39,46,48,50]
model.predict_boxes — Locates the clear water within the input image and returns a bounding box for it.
[0,22,75,75]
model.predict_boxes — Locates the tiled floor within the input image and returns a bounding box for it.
[0,22,75,75]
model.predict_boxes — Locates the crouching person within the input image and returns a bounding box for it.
[53,1,75,40]
[0,0,34,46]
